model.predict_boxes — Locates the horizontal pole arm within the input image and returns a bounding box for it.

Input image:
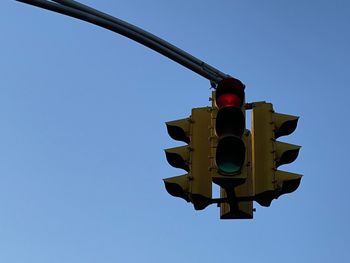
[51,0,230,82]
[16,0,231,84]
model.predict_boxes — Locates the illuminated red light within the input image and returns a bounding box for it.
[216,93,242,109]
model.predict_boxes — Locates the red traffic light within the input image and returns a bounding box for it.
[215,78,245,109]
[216,93,242,108]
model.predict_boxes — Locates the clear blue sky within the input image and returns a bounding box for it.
[1,1,349,262]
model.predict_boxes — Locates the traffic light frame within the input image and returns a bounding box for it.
[163,83,302,219]
[251,102,302,207]
[210,78,254,219]
[163,107,212,210]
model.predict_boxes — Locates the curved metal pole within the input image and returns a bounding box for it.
[51,0,230,82]
[16,0,231,84]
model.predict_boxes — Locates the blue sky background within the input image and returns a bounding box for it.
[1,0,350,262]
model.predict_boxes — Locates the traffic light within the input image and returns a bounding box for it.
[251,102,302,207]
[163,82,301,219]
[211,78,253,219]
[163,107,212,210]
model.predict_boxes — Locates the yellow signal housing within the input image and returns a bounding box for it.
[210,90,253,219]
[251,102,302,207]
[164,107,212,210]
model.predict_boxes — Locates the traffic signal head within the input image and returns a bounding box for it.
[163,107,212,210]
[214,78,246,176]
[251,102,302,207]
[211,78,253,219]
[163,82,301,219]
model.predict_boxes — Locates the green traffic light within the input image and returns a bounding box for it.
[216,136,245,175]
